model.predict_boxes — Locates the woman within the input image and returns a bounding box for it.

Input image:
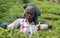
[0,4,52,36]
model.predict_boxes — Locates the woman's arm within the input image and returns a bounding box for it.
[7,19,20,29]
[37,22,52,30]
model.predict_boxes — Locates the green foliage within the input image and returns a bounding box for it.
[0,0,60,38]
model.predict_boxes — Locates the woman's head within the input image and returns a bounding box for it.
[23,4,41,24]
[25,6,35,23]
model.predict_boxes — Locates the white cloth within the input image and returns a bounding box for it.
[7,18,48,35]
[7,18,38,35]
[40,24,48,30]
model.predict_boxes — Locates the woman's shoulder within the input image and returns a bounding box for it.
[16,18,25,21]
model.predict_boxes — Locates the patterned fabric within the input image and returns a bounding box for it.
[7,18,38,35]
[7,18,48,35]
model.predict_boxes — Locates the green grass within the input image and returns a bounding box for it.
[0,0,60,38]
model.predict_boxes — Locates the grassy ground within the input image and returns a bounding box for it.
[0,0,60,38]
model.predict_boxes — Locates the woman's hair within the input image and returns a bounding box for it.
[23,4,41,24]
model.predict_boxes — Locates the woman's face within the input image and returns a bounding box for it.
[25,7,35,23]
